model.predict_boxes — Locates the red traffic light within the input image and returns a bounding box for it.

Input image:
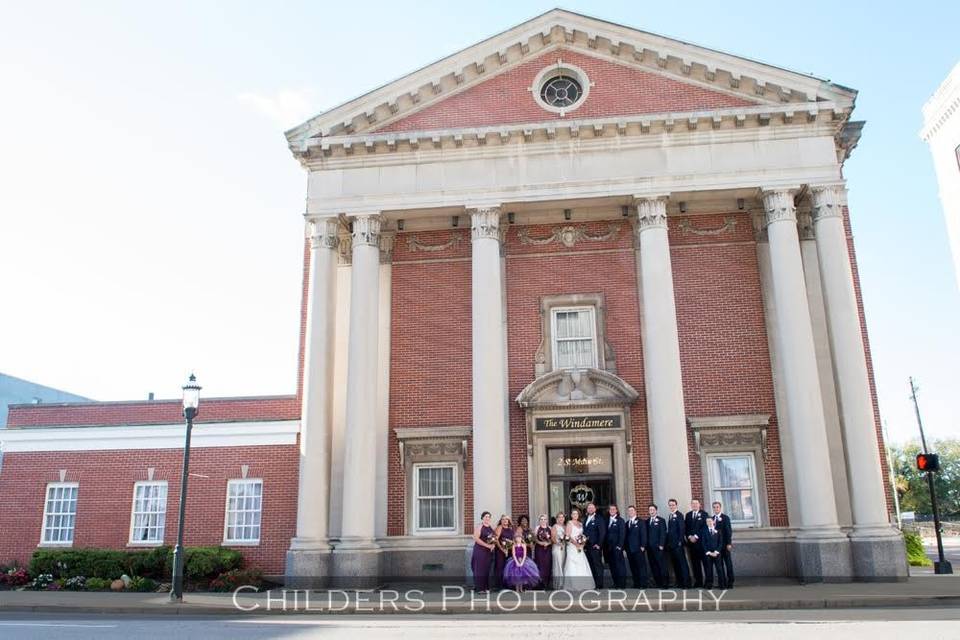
[917,453,941,472]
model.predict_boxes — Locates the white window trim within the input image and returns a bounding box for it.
[127,481,168,546]
[39,482,79,547]
[412,462,459,535]
[529,62,592,116]
[550,305,599,371]
[223,478,263,545]
[706,452,760,528]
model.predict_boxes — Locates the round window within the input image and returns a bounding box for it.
[540,74,583,108]
[531,62,590,115]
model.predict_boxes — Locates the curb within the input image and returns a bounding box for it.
[3,594,960,616]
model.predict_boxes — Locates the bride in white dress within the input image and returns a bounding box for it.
[562,508,595,591]
[550,512,567,590]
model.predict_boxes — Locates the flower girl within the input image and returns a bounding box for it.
[503,531,540,592]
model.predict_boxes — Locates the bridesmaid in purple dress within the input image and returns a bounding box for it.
[471,511,496,591]
[493,515,514,590]
[533,514,553,589]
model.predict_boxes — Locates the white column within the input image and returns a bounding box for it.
[375,232,394,539]
[810,185,891,534]
[634,195,691,508]
[470,206,510,520]
[285,217,339,586]
[290,218,338,548]
[761,189,842,534]
[339,214,381,548]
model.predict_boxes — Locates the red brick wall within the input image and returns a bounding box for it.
[387,230,473,535]
[669,212,788,526]
[503,221,650,516]
[0,445,298,575]
[376,48,755,133]
[6,396,299,428]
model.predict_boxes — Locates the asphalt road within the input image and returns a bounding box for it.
[916,538,960,574]
[1,609,959,639]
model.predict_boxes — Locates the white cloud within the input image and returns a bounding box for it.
[237,89,321,127]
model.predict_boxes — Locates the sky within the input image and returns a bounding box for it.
[1,1,957,444]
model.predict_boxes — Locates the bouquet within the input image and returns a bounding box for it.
[503,538,515,555]
[574,534,586,553]
[524,531,534,545]
[484,534,496,545]
[537,528,551,543]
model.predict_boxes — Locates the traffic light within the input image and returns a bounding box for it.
[917,453,940,473]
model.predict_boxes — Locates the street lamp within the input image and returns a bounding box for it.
[170,373,201,602]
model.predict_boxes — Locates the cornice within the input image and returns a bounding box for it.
[297,102,848,167]
[286,9,855,149]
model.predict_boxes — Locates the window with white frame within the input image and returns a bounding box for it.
[413,463,457,533]
[550,306,598,370]
[41,483,78,545]
[707,453,759,526]
[129,481,167,544]
[224,479,262,543]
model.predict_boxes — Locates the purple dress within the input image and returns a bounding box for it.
[493,526,513,589]
[471,524,495,591]
[504,544,541,589]
[533,526,552,588]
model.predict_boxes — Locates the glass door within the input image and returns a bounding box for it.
[546,446,615,518]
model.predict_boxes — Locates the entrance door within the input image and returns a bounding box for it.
[546,446,615,518]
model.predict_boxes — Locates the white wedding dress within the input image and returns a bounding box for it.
[562,522,595,591]
[550,523,566,589]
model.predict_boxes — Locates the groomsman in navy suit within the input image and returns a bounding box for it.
[685,499,710,588]
[712,501,734,588]
[582,502,607,588]
[666,498,691,588]
[624,505,649,588]
[699,514,726,589]
[645,504,668,588]
[603,504,627,588]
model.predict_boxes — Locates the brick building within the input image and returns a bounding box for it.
[0,10,905,584]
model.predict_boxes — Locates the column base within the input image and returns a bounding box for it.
[332,538,382,588]
[850,526,908,582]
[285,538,332,589]
[794,530,852,583]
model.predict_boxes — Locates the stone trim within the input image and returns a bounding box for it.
[516,367,639,411]
[677,216,737,236]
[468,206,502,241]
[761,189,798,226]
[532,293,617,377]
[308,218,340,250]
[406,232,465,253]
[516,222,622,248]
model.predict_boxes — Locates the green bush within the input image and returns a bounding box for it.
[904,530,933,567]
[208,568,264,592]
[85,577,112,591]
[128,576,158,592]
[29,546,243,583]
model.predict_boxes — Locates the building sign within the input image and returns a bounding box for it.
[534,415,621,432]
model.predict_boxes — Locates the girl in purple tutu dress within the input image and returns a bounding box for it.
[503,531,541,592]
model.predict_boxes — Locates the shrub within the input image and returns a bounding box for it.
[904,530,933,567]
[29,546,241,583]
[30,549,129,580]
[85,577,112,591]
[28,574,54,590]
[128,576,159,592]
[181,547,244,582]
[209,568,264,592]
[0,567,30,588]
[128,546,170,579]
[62,576,87,591]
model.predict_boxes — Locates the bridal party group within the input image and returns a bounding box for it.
[470,498,735,592]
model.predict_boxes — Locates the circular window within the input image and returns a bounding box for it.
[540,74,583,108]
[531,62,590,115]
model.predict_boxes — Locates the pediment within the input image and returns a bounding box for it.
[287,9,856,149]
[516,368,640,411]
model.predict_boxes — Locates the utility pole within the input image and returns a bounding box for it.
[883,420,902,529]
[909,377,953,574]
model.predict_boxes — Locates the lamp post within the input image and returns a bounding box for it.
[170,373,201,602]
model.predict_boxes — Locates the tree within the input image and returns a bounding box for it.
[890,438,960,518]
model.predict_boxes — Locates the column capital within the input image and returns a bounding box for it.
[810,184,847,223]
[468,205,502,241]
[307,217,340,251]
[632,194,670,232]
[760,188,799,226]
[349,214,382,248]
[379,231,396,264]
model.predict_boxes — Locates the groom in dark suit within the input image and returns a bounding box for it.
[603,504,627,588]
[582,502,606,588]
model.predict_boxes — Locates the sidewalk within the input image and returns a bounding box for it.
[2,577,959,616]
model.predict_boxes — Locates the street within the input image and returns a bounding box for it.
[0,609,959,639]
[915,537,960,574]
